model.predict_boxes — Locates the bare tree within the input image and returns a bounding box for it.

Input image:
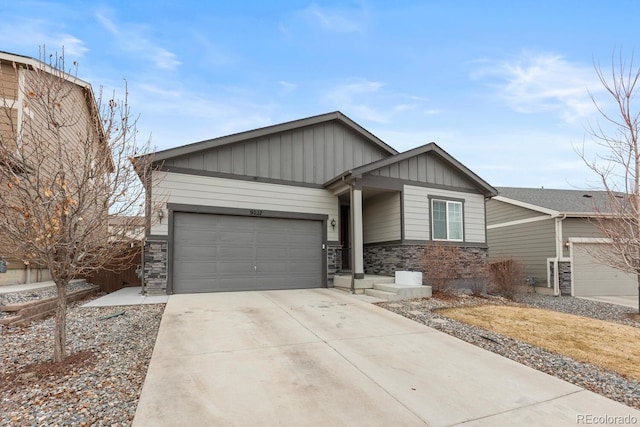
[0,49,156,362]
[579,51,640,312]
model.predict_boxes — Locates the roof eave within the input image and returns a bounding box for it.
[143,111,398,163]
[492,195,560,216]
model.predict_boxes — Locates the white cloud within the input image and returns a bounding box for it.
[324,79,433,125]
[95,10,180,71]
[278,81,298,94]
[302,3,366,33]
[473,51,601,123]
[325,79,390,122]
[0,18,88,58]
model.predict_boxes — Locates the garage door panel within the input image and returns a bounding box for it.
[173,212,323,293]
[219,246,255,259]
[572,243,637,296]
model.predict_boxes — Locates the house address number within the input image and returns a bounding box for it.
[249,210,263,216]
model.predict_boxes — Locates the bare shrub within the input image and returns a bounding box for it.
[468,261,490,296]
[423,242,461,294]
[488,258,526,300]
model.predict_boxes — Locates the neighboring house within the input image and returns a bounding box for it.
[137,111,497,295]
[486,187,637,297]
[107,216,145,242]
[0,50,103,286]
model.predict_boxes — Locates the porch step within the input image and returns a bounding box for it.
[364,283,432,301]
[333,274,395,294]
[363,288,402,301]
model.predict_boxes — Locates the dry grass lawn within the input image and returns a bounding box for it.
[437,305,640,382]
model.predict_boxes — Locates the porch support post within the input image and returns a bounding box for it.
[351,187,365,283]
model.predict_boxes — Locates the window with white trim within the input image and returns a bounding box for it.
[431,199,463,241]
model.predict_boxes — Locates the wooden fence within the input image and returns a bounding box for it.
[84,247,142,293]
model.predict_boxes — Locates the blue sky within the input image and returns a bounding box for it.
[2,0,639,189]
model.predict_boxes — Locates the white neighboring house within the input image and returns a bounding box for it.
[135,112,497,295]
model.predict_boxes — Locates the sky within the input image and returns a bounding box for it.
[2,0,640,190]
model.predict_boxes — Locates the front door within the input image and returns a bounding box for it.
[340,204,351,270]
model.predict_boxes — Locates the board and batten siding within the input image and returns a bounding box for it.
[366,152,476,191]
[486,199,544,226]
[403,185,486,243]
[363,192,401,244]
[152,171,339,241]
[487,219,556,285]
[163,122,388,185]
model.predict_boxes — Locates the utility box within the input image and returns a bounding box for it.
[395,271,422,286]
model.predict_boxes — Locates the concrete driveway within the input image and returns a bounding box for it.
[133,289,639,426]
[578,295,639,310]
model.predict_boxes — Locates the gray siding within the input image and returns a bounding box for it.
[164,122,389,185]
[562,218,603,257]
[404,185,486,243]
[486,199,544,226]
[487,219,556,285]
[363,192,401,244]
[152,171,339,241]
[366,152,476,190]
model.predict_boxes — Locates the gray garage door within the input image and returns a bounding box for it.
[572,242,637,296]
[172,212,323,293]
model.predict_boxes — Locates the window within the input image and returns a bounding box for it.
[431,199,463,241]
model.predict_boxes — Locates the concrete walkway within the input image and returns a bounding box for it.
[82,286,168,307]
[133,289,639,426]
[579,295,639,310]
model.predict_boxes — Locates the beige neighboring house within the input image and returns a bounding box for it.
[136,112,497,295]
[0,50,103,286]
[108,216,145,242]
[487,187,637,297]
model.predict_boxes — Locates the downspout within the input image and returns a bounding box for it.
[553,214,567,296]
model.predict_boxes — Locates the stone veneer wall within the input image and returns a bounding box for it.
[363,243,489,284]
[327,245,342,286]
[558,261,572,296]
[143,239,168,295]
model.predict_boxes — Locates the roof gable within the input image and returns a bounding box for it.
[151,111,397,163]
[328,143,496,196]
[158,113,395,186]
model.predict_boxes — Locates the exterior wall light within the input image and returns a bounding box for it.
[330,218,336,230]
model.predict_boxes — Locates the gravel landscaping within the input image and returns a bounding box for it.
[0,281,97,320]
[378,292,640,409]
[1,287,638,425]
[0,294,164,426]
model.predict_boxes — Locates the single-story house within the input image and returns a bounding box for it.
[138,112,497,295]
[486,187,637,296]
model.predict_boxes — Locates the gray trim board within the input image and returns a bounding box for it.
[362,240,488,249]
[428,195,466,242]
[161,165,325,189]
[357,173,485,195]
[166,203,328,221]
[147,234,169,240]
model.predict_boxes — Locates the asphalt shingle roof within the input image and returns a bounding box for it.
[496,187,615,214]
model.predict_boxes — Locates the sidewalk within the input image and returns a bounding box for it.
[0,280,84,294]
